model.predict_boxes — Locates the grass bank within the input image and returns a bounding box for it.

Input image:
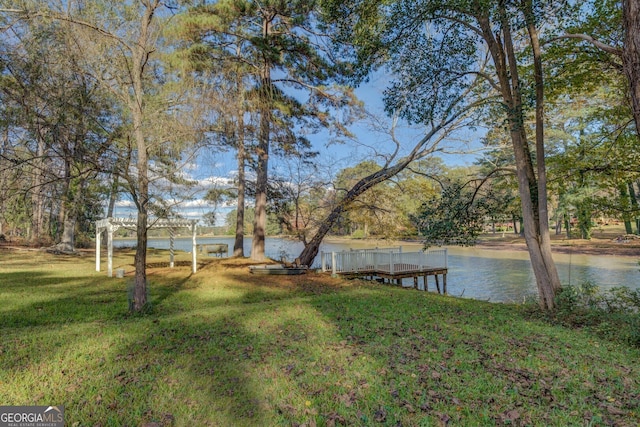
[0,248,638,426]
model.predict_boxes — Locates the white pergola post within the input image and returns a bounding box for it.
[95,217,199,277]
[191,223,197,273]
[169,227,175,268]
[107,223,114,278]
[95,229,101,272]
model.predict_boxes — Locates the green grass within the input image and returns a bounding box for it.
[1,248,639,426]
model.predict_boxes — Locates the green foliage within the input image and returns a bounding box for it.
[416,183,489,247]
[544,0,622,99]
[550,283,640,347]
[350,229,365,239]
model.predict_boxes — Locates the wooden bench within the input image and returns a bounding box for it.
[199,244,228,257]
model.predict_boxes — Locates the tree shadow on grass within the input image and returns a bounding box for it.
[0,271,76,290]
[45,309,280,426]
[1,268,194,328]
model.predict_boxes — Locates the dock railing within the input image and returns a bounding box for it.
[321,247,447,275]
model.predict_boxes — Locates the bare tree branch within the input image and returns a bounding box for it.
[546,34,622,56]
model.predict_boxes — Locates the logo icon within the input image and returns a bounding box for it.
[0,405,65,427]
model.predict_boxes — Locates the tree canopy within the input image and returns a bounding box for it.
[1,0,639,311]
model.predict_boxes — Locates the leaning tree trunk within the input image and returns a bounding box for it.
[527,3,562,306]
[298,161,411,267]
[297,90,469,267]
[479,1,561,309]
[623,0,640,138]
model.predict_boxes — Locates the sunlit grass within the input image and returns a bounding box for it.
[1,248,639,426]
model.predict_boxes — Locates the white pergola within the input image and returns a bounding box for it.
[95,217,198,277]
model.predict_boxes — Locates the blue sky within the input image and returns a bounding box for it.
[112,73,486,224]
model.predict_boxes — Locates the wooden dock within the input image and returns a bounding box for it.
[320,248,448,294]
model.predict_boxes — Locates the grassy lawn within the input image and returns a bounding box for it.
[0,248,638,426]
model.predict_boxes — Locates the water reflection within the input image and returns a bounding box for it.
[116,237,639,303]
[447,247,639,303]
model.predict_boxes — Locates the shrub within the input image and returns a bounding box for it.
[549,283,640,348]
[351,229,365,239]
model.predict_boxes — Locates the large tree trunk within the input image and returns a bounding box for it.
[31,135,46,242]
[129,3,158,312]
[628,181,640,233]
[527,2,562,307]
[479,1,561,309]
[50,158,77,253]
[132,113,149,311]
[233,107,246,257]
[623,0,640,138]
[619,182,634,234]
[251,17,272,261]
[251,101,269,261]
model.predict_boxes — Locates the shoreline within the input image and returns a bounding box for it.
[2,234,639,258]
[324,235,640,258]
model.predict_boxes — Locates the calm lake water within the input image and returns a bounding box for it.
[115,236,639,303]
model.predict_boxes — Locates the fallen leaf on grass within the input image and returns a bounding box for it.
[438,412,451,426]
[402,401,416,413]
[605,405,627,416]
[374,407,387,422]
[293,419,317,427]
[161,413,175,425]
[324,412,346,427]
[338,389,358,407]
[501,409,520,422]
